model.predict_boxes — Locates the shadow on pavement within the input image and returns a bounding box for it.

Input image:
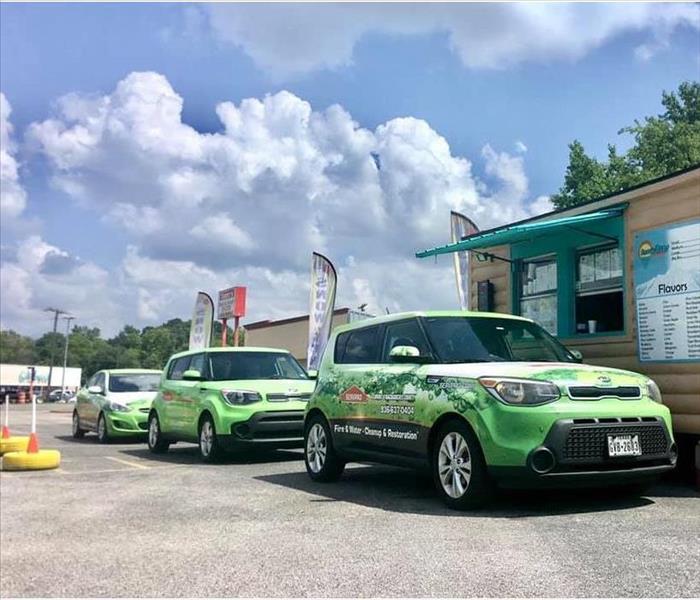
[121,445,304,466]
[256,464,660,517]
[54,434,146,445]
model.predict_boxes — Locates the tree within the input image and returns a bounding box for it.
[0,330,36,364]
[552,81,700,209]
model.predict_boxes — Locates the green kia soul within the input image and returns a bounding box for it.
[303,311,677,510]
[148,347,316,462]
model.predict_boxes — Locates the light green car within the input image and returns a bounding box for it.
[72,369,162,443]
[303,311,677,510]
[147,347,316,462]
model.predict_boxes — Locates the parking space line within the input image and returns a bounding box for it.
[105,456,151,470]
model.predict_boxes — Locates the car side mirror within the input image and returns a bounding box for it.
[87,385,104,395]
[389,345,430,363]
[182,369,203,381]
[568,349,583,363]
[306,369,318,380]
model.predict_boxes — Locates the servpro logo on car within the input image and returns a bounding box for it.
[638,240,669,259]
[340,386,369,403]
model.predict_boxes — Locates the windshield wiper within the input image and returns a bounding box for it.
[442,359,496,364]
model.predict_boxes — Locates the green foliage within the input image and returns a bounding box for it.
[552,81,700,209]
[0,317,236,383]
[0,330,36,364]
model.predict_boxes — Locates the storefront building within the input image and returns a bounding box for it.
[418,166,700,437]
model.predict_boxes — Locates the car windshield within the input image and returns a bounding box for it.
[108,374,161,392]
[423,317,574,363]
[208,352,309,381]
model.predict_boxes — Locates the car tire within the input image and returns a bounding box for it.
[96,413,110,444]
[432,419,493,510]
[147,413,170,454]
[304,413,345,482]
[198,416,221,463]
[72,411,86,439]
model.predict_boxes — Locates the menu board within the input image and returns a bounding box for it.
[634,220,700,362]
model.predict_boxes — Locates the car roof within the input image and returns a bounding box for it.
[332,310,532,335]
[167,346,291,362]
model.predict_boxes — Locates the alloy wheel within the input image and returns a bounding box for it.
[97,415,107,441]
[438,432,472,498]
[72,413,79,435]
[306,423,327,473]
[148,416,159,448]
[200,421,214,457]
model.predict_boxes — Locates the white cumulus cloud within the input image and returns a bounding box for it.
[205,3,699,79]
[0,93,27,220]
[8,71,550,333]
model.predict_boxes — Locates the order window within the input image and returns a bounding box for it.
[575,244,623,334]
[519,257,558,335]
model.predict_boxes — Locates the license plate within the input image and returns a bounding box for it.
[607,434,642,457]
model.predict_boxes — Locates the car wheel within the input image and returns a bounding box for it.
[198,416,221,463]
[432,419,493,510]
[147,413,170,454]
[72,411,85,439]
[304,414,345,482]
[96,413,110,444]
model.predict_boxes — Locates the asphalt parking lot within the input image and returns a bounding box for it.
[1,405,699,598]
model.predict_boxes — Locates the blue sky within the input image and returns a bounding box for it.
[1,3,699,336]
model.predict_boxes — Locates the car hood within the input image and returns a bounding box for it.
[201,379,316,396]
[425,361,648,387]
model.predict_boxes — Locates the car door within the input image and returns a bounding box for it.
[87,372,106,428]
[375,318,434,458]
[76,374,96,428]
[331,324,385,453]
[159,355,191,436]
[180,352,206,440]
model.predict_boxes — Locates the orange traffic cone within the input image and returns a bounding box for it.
[27,432,39,453]
[1,424,10,439]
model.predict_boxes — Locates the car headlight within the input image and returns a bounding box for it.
[479,378,560,406]
[645,379,663,403]
[109,401,131,412]
[221,390,262,406]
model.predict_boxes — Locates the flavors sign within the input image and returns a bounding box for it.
[633,219,700,362]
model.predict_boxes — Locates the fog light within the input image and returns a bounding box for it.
[530,447,556,474]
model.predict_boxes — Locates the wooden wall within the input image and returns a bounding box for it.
[469,170,700,434]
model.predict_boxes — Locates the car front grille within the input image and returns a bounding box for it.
[563,422,668,462]
[266,393,311,402]
[567,386,641,400]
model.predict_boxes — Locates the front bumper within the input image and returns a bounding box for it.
[106,409,150,436]
[217,410,305,449]
[489,417,677,488]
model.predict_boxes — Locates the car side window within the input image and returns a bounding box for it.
[94,372,105,391]
[189,353,206,377]
[336,326,382,364]
[168,356,191,381]
[86,374,97,388]
[381,319,431,361]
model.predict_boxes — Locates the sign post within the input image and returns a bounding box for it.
[218,287,247,347]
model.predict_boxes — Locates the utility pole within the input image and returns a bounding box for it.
[44,307,67,399]
[60,315,75,397]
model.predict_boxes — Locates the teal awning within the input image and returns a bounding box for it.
[416,208,624,259]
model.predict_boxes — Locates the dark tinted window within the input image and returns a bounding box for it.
[168,356,192,381]
[207,352,308,381]
[108,373,160,392]
[423,317,573,363]
[381,319,431,361]
[336,326,382,364]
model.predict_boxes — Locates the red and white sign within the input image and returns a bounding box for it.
[217,286,247,320]
[340,386,368,403]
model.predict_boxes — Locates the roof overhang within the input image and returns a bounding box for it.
[416,207,625,259]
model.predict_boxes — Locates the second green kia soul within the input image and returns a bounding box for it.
[148,347,316,461]
[303,311,677,510]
